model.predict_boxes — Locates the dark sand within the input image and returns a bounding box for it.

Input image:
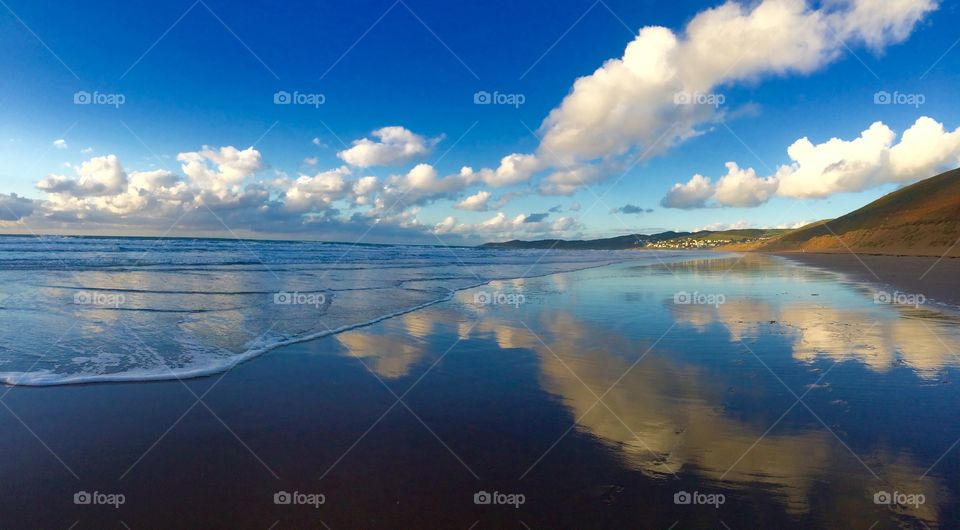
[772,252,960,308]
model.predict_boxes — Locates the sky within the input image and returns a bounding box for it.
[0,0,958,244]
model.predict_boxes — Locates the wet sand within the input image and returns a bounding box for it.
[772,252,960,308]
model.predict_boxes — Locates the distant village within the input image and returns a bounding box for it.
[644,238,736,249]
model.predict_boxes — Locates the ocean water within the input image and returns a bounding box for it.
[0,235,681,385]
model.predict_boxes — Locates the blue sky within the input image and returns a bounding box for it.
[0,0,958,242]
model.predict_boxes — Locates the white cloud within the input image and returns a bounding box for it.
[889,116,960,178]
[696,219,752,231]
[474,153,543,187]
[434,210,582,241]
[660,174,714,209]
[433,216,457,235]
[455,190,492,211]
[337,126,439,167]
[539,164,603,196]
[776,219,815,229]
[177,146,263,193]
[713,162,779,207]
[530,0,935,193]
[663,116,960,207]
[53,139,68,149]
[777,116,960,198]
[284,166,351,212]
[351,175,379,205]
[377,164,477,211]
[38,155,128,197]
[775,121,896,198]
[81,147,93,154]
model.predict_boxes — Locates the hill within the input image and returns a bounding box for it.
[754,168,960,256]
[481,231,691,250]
[648,228,790,249]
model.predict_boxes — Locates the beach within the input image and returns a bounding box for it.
[774,252,960,308]
[2,250,959,529]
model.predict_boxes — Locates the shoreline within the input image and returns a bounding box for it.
[0,257,647,388]
[769,251,960,308]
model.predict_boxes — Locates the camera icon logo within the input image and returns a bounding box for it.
[474,491,492,505]
[873,291,892,304]
[673,91,692,105]
[874,491,891,505]
[74,291,92,305]
[473,91,492,105]
[673,291,691,305]
[274,291,291,305]
[274,91,292,104]
[274,491,292,505]
[674,491,692,504]
[473,291,490,305]
[874,91,892,105]
[74,491,92,504]
[74,91,92,104]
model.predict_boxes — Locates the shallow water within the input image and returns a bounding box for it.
[1,243,958,528]
[0,236,673,384]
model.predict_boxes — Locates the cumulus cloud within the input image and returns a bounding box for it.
[337,126,440,167]
[53,139,68,149]
[538,164,603,196]
[283,166,352,212]
[660,174,715,209]
[777,117,960,197]
[663,116,960,208]
[454,190,492,211]
[713,162,779,206]
[351,175,379,205]
[527,0,936,194]
[177,146,262,193]
[38,155,129,197]
[474,153,543,187]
